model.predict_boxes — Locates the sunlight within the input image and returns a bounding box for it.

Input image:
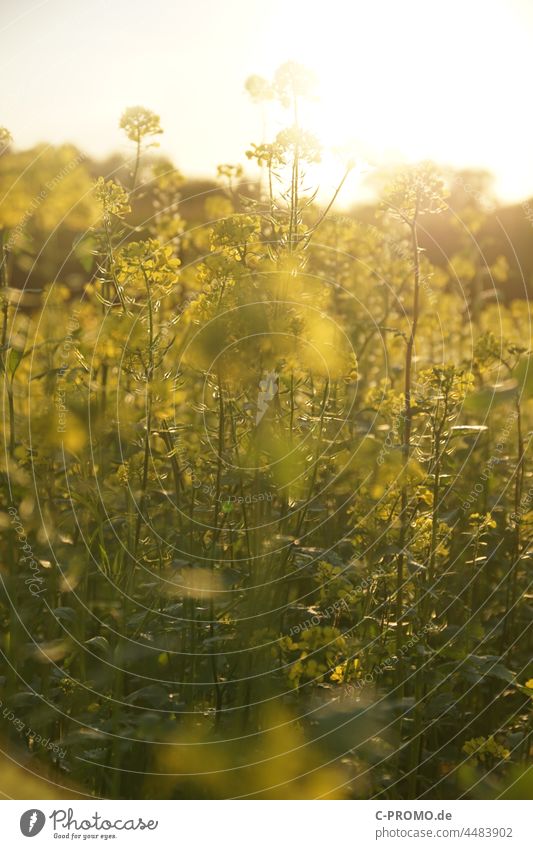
[1,0,532,812]
[262,0,533,201]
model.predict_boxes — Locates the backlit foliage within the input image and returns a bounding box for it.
[0,64,532,802]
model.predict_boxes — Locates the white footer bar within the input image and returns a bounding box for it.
[2,799,529,848]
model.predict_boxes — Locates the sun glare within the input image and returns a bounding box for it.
[259,0,533,202]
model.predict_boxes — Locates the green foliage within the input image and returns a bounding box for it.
[0,72,532,803]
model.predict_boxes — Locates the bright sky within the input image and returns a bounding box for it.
[2,0,532,204]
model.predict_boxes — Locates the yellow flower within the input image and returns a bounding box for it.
[0,126,12,154]
[119,106,162,143]
[462,735,510,762]
[94,177,130,219]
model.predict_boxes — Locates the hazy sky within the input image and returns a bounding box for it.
[2,0,533,205]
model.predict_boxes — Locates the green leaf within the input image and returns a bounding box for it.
[52,607,77,624]
[73,234,96,273]
[514,355,533,399]
[85,636,111,656]
[463,383,517,415]
[450,425,488,436]
[6,346,24,378]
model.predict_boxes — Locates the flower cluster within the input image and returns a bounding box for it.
[94,176,131,220]
[119,106,163,144]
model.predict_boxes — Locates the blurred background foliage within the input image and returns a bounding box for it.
[0,66,532,800]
